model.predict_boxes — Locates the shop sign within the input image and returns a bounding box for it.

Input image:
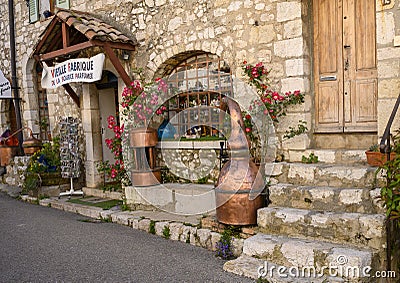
[41,53,105,89]
[0,70,12,99]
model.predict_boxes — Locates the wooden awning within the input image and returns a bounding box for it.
[33,9,136,106]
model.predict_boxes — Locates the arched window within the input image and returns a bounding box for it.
[166,53,232,138]
[35,63,51,140]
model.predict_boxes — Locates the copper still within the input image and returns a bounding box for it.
[215,97,265,225]
[130,127,161,186]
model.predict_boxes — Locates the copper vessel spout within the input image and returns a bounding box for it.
[216,97,264,225]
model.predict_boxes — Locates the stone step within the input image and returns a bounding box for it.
[240,233,378,281]
[224,255,346,282]
[257,207,386,250]
[268,183,384,214]
[287,149,367,165]
[265,162,385,189]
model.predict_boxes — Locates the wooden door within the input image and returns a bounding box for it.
[313,0,377,133]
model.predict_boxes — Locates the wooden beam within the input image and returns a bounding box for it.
[103,43,132,86]
[62,22,69,49]
[39,41,95,61]
[62,84,80,107]
[91,39,136,51]
[34,18,60,54]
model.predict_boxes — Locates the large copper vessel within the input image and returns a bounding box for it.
[215,97,265,225]
[130,127,161,186]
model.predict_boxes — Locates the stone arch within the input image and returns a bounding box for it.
[21,55,41,135]
[147,41,227,80]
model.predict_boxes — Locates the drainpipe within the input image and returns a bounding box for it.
[8,0,23,152]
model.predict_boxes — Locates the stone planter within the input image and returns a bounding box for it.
[25,172,69,197]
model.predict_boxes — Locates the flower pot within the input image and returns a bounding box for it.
[365,151,396,166]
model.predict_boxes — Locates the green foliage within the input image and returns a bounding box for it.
[67,198,122,210]
[195,175,209,184]
[283,120,308,139]
[379,156,400,221]
[26,137,61,174]
[369,144,379,152]
[22,173,41,195]
[301,153,319,164]
[121,195,130,211]
[162,226,171,239]
[378,130,400,222]
[215,226,240,260]
[149,220,156,234]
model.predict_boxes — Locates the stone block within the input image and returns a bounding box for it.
[285,58,309,77]
[277,2,301,22]
[196,228,212,249]
[155,221,169,236]
[231,237,244,257]
[376,12,395,45]
[243,234,276,258]
[131,219,139,229]
[138,218,151,232]
[274,37,304,58]
[169,222,184,241]
[111,212,134,226]
[210,232,221,251]
[378,78,400,99]
[180,225,197,244]
[283,19,302,39]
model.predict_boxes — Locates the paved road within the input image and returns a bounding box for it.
[0,193,253,283]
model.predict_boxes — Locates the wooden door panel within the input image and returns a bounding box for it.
[317,83,342,125]
[355,79,377,121]
[345,0,377,132]
[314,0,343,133]
[355,0,376,70]
[318,1,339,74]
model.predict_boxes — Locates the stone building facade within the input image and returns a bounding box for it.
[0,0,399,189]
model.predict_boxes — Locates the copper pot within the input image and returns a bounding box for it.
[130,127,158,148]
[0,146,18,166]
[130,127,160,186]
[215,158,264,225]
[215,97,265,225]
[22,136,42,155]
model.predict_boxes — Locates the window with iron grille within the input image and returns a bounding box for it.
[165,53,232,138]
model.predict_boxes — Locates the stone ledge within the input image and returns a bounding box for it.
[35,196,244,257]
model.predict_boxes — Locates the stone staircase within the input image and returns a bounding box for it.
[224,150,387,282]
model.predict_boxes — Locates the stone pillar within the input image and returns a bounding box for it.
[81,83,103,188]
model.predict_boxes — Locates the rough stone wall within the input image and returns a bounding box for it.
[95,0,311,154]
[1,156,30,187]
[157,148,220,184]
[376,1,400,137]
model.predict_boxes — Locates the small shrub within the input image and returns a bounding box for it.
[301,153,319,164]
[162,226,171,239]
[149,220,156,234]
[215,227,239,260]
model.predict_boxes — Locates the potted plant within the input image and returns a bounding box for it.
[365,144,396,167]
[22,137,68,197]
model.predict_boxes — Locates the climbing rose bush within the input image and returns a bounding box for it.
[97,78,168,185]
